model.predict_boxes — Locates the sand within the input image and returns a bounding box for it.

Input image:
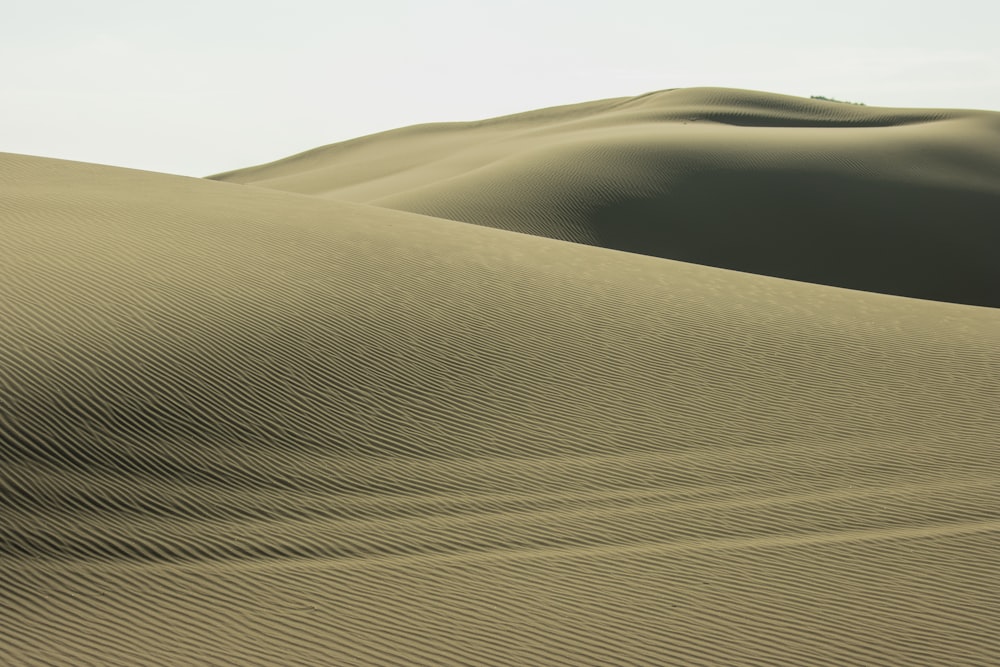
[2,88,1000,665]
[214,87,1000,308]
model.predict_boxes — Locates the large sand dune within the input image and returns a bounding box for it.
[214,88,1000,308]
[3,88,1000,666]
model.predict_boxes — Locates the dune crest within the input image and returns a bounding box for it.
[213,87,1000,308]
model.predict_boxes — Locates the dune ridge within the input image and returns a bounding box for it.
[213,87,1000,308]
[2,141,1000,665]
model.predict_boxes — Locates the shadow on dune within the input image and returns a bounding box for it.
[591,170,1000,308]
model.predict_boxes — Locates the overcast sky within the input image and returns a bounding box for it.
[4,0,998,177]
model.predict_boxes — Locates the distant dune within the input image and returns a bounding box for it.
[214,87,1000,308]
[2,88,1000,666]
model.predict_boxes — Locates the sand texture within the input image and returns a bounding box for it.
[3,88,1000,665]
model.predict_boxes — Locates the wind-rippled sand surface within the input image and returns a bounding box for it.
[3,88,1000,665]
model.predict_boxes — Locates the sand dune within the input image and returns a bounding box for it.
[213,88,1000,308]
[2,88,1000,666]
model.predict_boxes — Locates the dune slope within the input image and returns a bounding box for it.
[2,152,1000,665]
[212,87,1000,308]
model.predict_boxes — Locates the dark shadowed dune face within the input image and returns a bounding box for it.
[214,87,1000,308]
[3,88,1000,666]
[590,170,1000,307]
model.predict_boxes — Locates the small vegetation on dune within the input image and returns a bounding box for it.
[810,95,866,106]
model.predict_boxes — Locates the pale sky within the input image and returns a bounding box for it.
[4,0,998,177]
